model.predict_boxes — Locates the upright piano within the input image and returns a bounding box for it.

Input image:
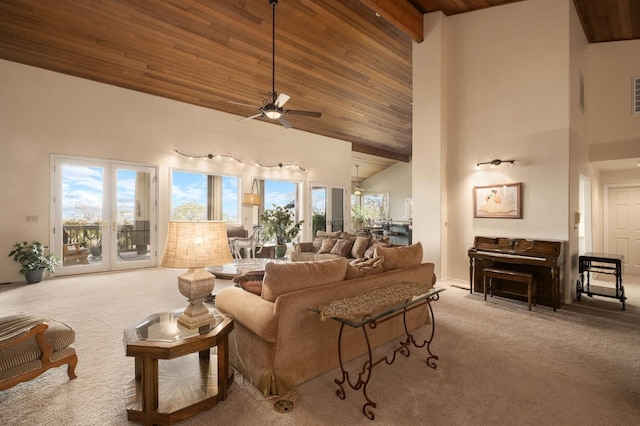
[468,236,566,310]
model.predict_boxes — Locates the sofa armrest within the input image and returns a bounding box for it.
[215,287,278,343]
[294,242,316,253]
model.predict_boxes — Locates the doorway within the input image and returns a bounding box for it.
[605,184,640,276]
[51,156,157,275]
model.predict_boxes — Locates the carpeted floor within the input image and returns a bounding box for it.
[1,268,639,425]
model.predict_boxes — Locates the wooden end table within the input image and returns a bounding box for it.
[123,308,234,425]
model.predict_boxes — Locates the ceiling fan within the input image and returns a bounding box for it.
[353,165,371,195]
[232,0,321,129]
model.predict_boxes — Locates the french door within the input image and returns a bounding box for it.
[51,156,157,275]
[310,184,346,236]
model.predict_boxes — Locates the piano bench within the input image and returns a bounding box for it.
[483,268,537,310]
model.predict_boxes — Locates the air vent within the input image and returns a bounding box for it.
[579,73,585,113]
[634,76,640,115]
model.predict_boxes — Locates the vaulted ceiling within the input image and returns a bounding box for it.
[0,1,638,179]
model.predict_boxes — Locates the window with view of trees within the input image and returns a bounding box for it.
[171,170,239,222]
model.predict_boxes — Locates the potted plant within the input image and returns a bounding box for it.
[8,240,61,283]
[260,206,304,259]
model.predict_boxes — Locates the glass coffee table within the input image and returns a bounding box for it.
[123,308,233,425]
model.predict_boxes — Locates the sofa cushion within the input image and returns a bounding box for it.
[374,242,423,271]
[350,236,371,259]
[345,256,384,279]
[363,238,391,259]
[317,237,338,254]
[262,257,348,302]
[330,238,355,257]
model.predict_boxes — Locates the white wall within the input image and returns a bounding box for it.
[0,59,352,283]
[440,0,572,283]
[360,161,412,221]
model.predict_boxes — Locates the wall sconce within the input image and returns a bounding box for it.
[476,159,515,169]
[242,179,262,206]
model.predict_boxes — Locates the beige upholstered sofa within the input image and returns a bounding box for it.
[0,315,77,390]
[291,230,394,262]
[215,242,435,396]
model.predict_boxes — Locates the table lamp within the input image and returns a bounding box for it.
[161,221,232,329]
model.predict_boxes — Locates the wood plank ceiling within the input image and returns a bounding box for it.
[0,0,638,180]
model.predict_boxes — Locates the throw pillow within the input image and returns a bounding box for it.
[363,238,392,259]
[312,231,342,252]
[339,231,357,240]
[350,236,371,259]
[344,256,384,279]
[330,238,355,257]
[232,270,265,296]
[374,242,423,271]
[262,258,348,302]
[317,237,338,254]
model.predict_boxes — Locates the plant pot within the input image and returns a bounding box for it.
[25,269,46,284]
[275,244,287,260]
[90,246,102,257]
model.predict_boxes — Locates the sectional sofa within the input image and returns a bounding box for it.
[215,242,436,396]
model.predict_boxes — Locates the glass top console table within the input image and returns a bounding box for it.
[309,283,445,420]
[123,308,234,425]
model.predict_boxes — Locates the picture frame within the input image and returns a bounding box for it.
[473,183,522,219]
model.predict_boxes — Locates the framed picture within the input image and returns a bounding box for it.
[473,183,522,219]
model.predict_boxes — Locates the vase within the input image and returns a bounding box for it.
[25,269,46,284]
[275,244,287,260]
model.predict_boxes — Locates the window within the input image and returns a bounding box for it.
[171,170,239,222]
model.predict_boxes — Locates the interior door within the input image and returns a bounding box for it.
[606,185,640,276]
[52,156,157,275]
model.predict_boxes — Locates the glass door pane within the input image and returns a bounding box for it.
[311,186,327,235]
[112,166,156,269]
[331,188,345,232]
[55,159,108,275]
[310,184,346,235]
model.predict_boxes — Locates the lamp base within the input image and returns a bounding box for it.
[177,268,216,330]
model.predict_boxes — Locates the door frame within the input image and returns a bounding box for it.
[50,154,158,276]
[309,182,347,236]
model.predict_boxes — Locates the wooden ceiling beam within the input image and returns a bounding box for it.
[358,0,424,43]
[352,143,411,162]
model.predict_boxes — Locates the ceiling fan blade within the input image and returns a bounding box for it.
[239,113,263,122]
[228,100,259,108]
[279,116,293,129]
[285,110,321,118]
[275,93,290,107]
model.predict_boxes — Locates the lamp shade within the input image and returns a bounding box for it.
[242,193,262,206]
[161,221,232,269]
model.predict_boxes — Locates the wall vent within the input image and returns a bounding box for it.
[634,76,640,115]
[579,73,585,113]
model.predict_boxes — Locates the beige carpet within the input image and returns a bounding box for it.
[1,268,639,425]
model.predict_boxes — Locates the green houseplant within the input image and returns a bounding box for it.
[260,206,304,259]
[8,240,61,283]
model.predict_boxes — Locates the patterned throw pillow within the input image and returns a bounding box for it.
[330,238,355,257]
[317,237,338,254]
[232,270,265,296]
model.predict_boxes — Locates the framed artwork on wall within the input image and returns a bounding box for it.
[473,183,522,219]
